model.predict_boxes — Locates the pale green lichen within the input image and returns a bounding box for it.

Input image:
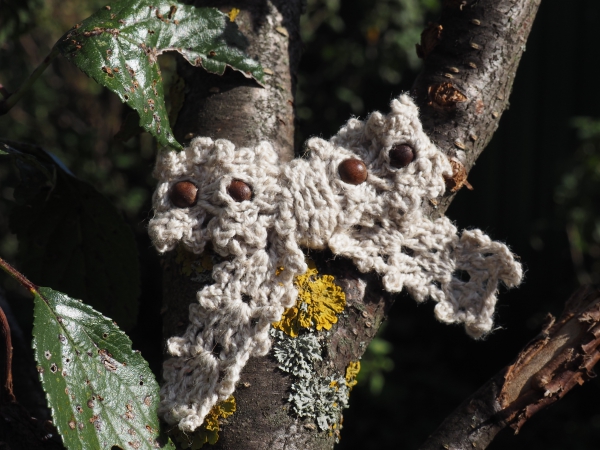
[172,396,236,449]
[272,329,322,378]
[272,260,346,337]
[271,329,359,434]
[288,375,350,431]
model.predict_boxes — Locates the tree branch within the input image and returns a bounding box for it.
[418,285,600,450]
[406,1,600,448]
[412,0,541,215]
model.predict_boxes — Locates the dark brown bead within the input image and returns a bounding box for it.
[389,144,415,168]
[227,180,252,202]
[169,181,198,208]
[338,158,368,185]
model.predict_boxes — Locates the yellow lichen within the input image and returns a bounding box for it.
[228,8,240,22]
[345,361,360,390]
[172,396,236,449]
[272,260,346,337]
[176,246,213,277]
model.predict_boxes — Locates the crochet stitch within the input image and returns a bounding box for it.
[149,94,523,432]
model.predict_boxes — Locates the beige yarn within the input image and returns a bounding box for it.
[149,94,523,432]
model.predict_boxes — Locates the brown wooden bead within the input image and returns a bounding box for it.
[338,158,368,185]
[389,144,415,168]
[227,180,252,202]
[169,181,198,208]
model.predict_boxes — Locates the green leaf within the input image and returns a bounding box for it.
[3,140,140,330]
[32,285,174,450]
[55,1,264,150]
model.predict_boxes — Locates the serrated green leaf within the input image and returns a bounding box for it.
[31,285,174,450]
[55,1,264,150]
[3,140,140,330]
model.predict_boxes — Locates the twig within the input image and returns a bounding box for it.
[0,305,15,404]
[0,256,37,404]
[0,47,60,116]
[0,256,38,294]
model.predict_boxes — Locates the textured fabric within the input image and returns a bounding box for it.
[149,94,523,432]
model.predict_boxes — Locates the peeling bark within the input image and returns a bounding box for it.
[160,0,543,449]
[418,285,600,450]
[499,285,600,431]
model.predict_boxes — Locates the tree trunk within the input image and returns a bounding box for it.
[160,0,541,449]
[163,1,325,449]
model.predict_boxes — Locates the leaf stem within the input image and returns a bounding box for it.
[0,47,60,116]
[0,256,37,295]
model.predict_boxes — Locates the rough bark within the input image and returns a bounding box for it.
[418,371,507,450]
[418,285,600,450]
[412,0,542,215]
[160,0,542,449]
[172,0,300,163]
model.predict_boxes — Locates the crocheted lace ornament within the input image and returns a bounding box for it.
[149,94,523,432]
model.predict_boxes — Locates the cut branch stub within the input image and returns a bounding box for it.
[427,82,467,111]
[497,285,600,432]
[444,158,473,193]
[416,23,443,59]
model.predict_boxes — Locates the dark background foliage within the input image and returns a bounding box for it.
[1,0,600,448]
